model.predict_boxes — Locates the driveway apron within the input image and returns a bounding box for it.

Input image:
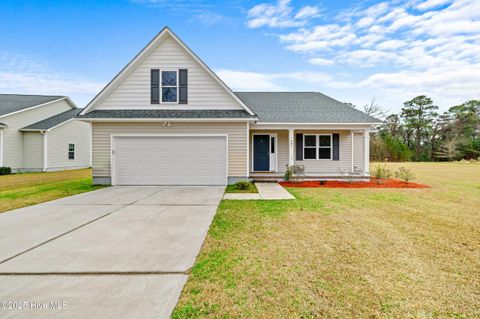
[0,186,224,319]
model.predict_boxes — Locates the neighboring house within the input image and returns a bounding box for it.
[0,94,91,172]
[78,27,380,186]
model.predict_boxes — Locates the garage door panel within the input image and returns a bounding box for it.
[113,136,227,186]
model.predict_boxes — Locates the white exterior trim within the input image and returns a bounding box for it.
[0,128,3,167]
[80,27,255,116]
[79,118,257,122]
[288,129,294,166]
[364,129,370,176]
[110,133,228,186]
[0,97,76,119]
[350,131,354,172]
[42,131,48,172]
[246,122,249,177]
[251,133,277,172]
[253,122,380,126]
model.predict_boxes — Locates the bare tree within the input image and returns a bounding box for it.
[363,97,387,119]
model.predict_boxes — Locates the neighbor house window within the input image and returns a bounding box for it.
[68,144,75,160]
[303,135,332,160]
[161,70,178,102]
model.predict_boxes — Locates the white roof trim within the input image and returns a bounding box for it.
[254,122,381,125]
[80,27,256,116]
[78,118,257,122]
[0,97,76,119]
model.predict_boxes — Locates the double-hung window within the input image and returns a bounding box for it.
[303,134,332,160]
[161,70,178,103]
[68,143,75,160]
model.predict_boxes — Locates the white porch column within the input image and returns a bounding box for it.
[350,131,354,172]
[288,129,294,166]
[364,128,370,176]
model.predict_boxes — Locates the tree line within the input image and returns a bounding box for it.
[362,96,480,162]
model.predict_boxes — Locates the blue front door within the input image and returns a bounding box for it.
[253,135,270,171]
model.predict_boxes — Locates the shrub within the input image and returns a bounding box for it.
[371,164,392,184]
[284,165,305,182]
[394,167,415,182]
[234,181,251,190]
[0,167,12,175]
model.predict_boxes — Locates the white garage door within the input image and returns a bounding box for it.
[113,135,227,186]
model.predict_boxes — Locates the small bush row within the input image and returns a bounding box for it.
[372,165,415,184]
[0,167,12,175]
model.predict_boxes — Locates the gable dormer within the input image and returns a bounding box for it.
[81,28,254,115]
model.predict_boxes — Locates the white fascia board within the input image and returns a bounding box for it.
[0,97,73,119]
[77,118,258,122]
[250,123,377,130]
[80,27,256,116]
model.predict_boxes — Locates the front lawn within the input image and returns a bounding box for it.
[0,169,104,213]
[174,162,480,318]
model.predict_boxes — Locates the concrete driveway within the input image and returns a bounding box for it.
[0,186,224,319]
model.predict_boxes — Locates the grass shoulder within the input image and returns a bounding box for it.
[224,181,258,193]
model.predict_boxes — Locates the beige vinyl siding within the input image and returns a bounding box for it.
[23,132,44,170]
[47,120,91,171]
[92,122,247,178]
[96,34,244,111]
[352,132,364,173]
[0,99,71,169]
[249,130,367,175]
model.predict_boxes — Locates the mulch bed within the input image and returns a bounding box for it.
[279,179,429,188]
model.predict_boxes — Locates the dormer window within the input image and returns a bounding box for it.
[161,70,178,103]
[151,69,188,104]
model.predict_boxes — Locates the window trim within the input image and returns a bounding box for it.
[303,134,333,160]
[68,143,75,160]
[160,69,179,104]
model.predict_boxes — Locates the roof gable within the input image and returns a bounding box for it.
[0,94,74,117]
[80,27,255,115]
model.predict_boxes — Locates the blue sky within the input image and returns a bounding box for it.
[1,0,479,113]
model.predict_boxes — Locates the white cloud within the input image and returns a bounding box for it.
[416,0,452,10]
[0,53,104,106]
[247,0,321,28]
[308,57,334,66]
[245,0,480,110]
[294,6,321,19]
[216,69,336,91]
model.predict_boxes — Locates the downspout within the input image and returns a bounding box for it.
[42,131,48,172]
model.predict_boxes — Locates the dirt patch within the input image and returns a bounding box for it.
[280,179,429,188]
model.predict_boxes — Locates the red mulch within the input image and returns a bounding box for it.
[279,179,429,188]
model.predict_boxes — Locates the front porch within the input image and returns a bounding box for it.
[248,125,371,182]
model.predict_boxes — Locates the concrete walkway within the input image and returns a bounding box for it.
[0,186,224,319]
[223,182,295,200]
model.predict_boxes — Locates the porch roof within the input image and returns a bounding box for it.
[235,92,381,124]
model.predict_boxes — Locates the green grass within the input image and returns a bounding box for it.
[0,169,104,213]
[225,182,258,193]
[174,162,480,318]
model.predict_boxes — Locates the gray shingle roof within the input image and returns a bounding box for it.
[0,94,65,117]
[235,92,381,124]
[78,109,257,119]
[21,108,81,131]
